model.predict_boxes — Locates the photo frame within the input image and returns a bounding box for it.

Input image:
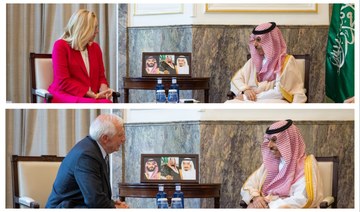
[142,52,191,77]
[141,154,199,183]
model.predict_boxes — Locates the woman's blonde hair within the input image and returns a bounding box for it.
[61,9,98,51]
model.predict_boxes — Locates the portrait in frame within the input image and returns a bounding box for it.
[142,52,191,77]
[141,154,199,183]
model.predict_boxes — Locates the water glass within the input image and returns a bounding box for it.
[171,198,183,209]
[156,90,167,103]
[167,89,178,103]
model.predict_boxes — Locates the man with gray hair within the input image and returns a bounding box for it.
[46,114,128,208]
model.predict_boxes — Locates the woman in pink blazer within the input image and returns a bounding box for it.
[48,9,113,103]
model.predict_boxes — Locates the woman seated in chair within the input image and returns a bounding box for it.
[48,9,113,103]
[227,22,307,103]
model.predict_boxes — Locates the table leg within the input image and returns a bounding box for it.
[214,197,220,208]
[205,89,209,103]
[124,89,129,103]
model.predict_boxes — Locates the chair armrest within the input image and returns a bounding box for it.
[33,88,53,103]
[227,91,236,100]
[15,196,40,208]
[112,91,120,103]
[34,88,49,97]
[240,200,248,208]
[319,196,334,208]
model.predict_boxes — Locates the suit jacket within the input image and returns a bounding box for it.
[48,39,109,103]
[45,136,114,208]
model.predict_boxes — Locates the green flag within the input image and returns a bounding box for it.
[325,4,355,103]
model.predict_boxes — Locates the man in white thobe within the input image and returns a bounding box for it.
[228,22,307,103]
[241,120,323,208]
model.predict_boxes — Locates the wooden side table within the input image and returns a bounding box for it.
[118,183,221,208]
[123,77,210,103]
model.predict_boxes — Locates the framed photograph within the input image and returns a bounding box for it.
[142,52,191,77]
[205,4,318,13]
[141,154,199,183]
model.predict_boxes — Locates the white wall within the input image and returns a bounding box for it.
[124,108,354,123]
[129,3,329,27]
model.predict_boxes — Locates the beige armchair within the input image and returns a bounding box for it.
[11,155,64,208]
[316,156,339,208]
[29,52,120,103]
[29,53,54,103]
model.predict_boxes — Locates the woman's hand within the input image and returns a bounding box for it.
[86,90,97,98]
[96,89,113,100]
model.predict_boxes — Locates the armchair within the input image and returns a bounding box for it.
[11,155,64,208]
[316,156,339,208]
[30,52,120,103]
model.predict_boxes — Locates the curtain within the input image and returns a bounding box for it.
[5,109,103,207]
[6,4,118,103]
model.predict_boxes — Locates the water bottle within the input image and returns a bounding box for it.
[169,77,180,103]
[155,78,165,102]
[156,184,167,208]
[156,90,167,103]
[172,183,184,208]
[167,89,178,103]
[158,198,169,209]
[170,197,183,209]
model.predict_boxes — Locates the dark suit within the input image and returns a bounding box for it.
[46,136,114,208]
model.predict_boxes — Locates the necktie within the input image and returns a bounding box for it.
[105,154,110,175]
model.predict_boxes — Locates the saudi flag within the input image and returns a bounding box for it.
[325,4,355,103]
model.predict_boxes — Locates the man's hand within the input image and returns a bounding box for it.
[115,200,129,208]
[344,96,355,103]
[165,175,174,180]
[247,196,269,208]
[235,94,244,101]
[244,89,257,101]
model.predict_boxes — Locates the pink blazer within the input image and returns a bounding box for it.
[48,39,110,103]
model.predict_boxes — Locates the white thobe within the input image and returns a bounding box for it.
[229,55,307,103]
[241,155,323,208]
